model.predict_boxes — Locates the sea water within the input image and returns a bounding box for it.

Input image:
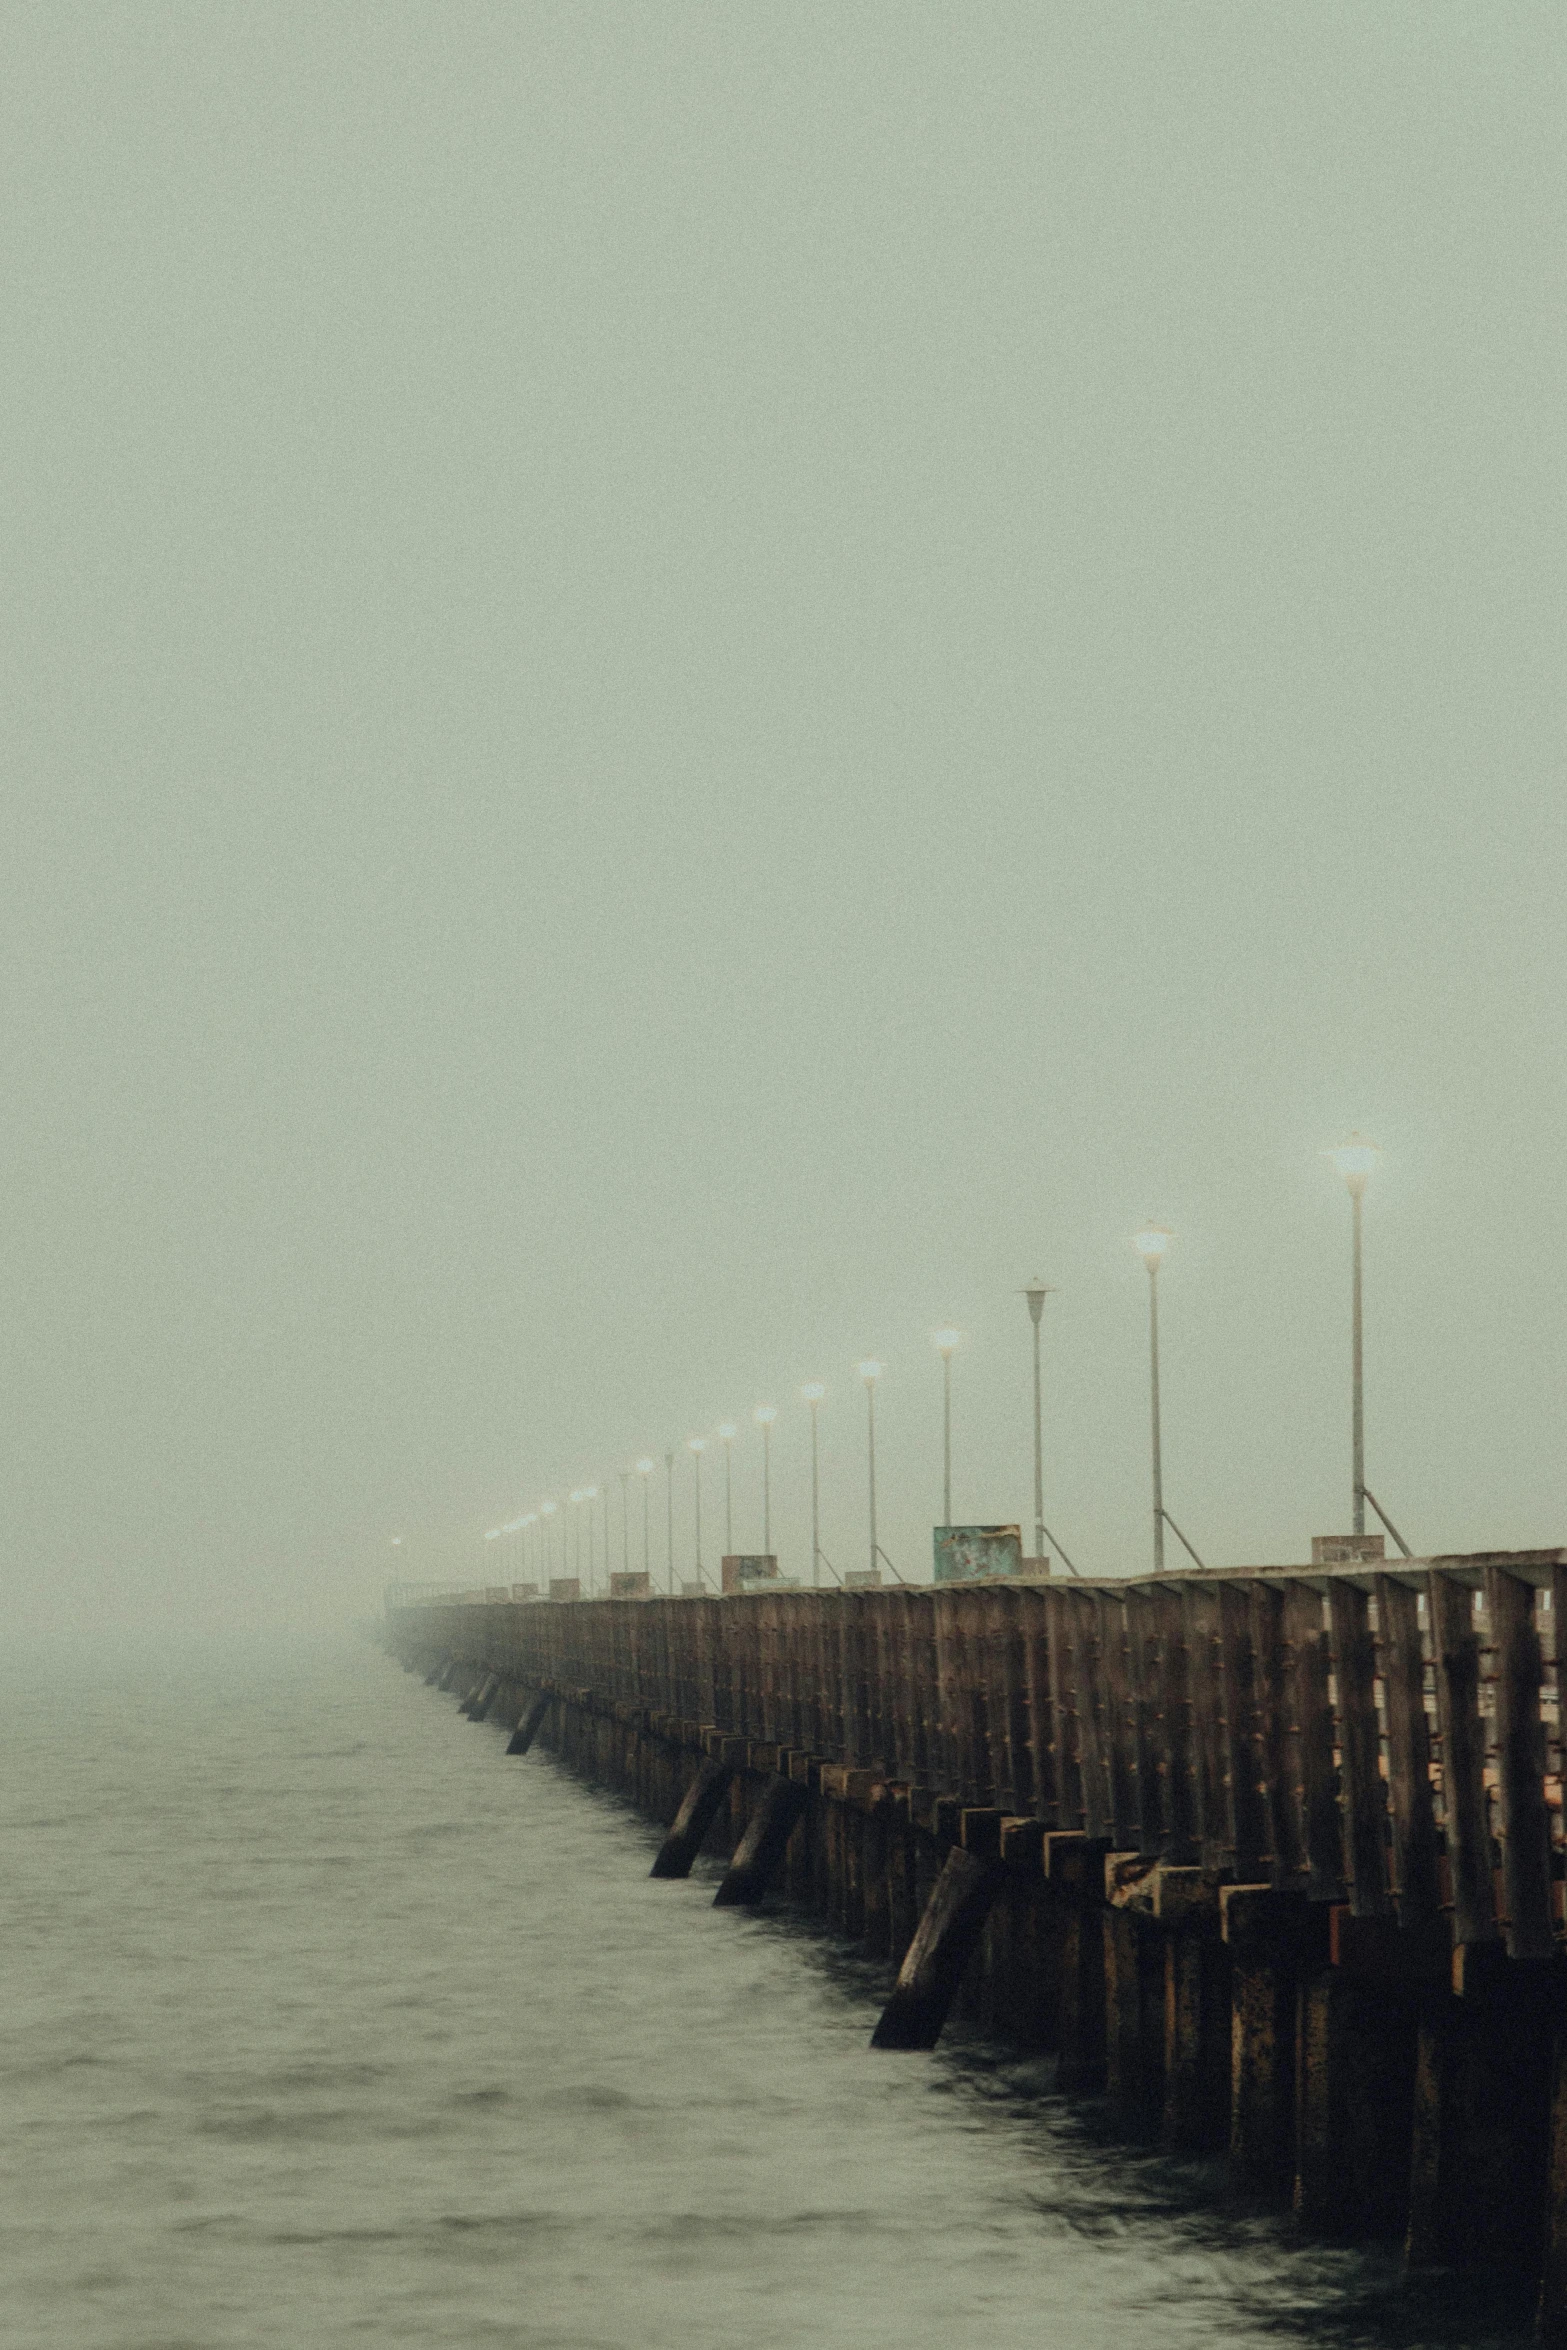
[0,1637,1531,2349]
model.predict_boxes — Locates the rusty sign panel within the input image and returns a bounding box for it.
[933,1525,1023,1584]
[609,1571,653,1598]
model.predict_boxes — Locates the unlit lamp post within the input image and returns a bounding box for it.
[857,1361,882,1582]
[664,1451,675,1592]
[1326,1135,1411,1556]
[636,1457,655,1578]
[717,1423,738,1556]
[754,1405,777,1553]
[688,1437,707,1583]
[802,1384,825,1586]
[932,1328,959,1525]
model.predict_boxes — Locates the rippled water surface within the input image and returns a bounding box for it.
[0,1637,1534,2348]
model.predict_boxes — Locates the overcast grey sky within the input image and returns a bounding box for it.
[4,4,1563,1636]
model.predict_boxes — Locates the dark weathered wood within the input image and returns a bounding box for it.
[467,1674,501,1724]
[1326,1581,1390,1918]
[1074,1591,1113,1840]
[1249,1583,1297,1885]
[1218,1582,1267,1879]
[1045,1588,1085,1831]
[1374,1576,1440,1932]
[1182,1583,1228,1874]
[712,1772,810,1907]
[1097,1591,1139,1847]
[1284,1582,1343,1901]
[1020,1585,1058,1826]
[995,1586,1034,1812]
[1428,1570,1500,1947]
[870,1846,1007,2050]
[1147,1584,1197,1865]
[649,1754,734,1879]
[1485,1563,1553,1962]
[506,1689,552,1755]
[1125,1590,1163,1858]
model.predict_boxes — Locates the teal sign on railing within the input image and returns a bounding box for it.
[932,1526,1023,1583]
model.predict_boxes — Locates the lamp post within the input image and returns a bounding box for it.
[857,1362,882,1581]
[718,1423,738,1557]
[932,1329,959,1525]
[664,1451,675,1593]
[585,1486,601,1595]
[754,1405,777,1553]
[569,1489,585,1583]
[1132,1229,1171,1571]
[619,1470,630,1574]
[540,1498,559,1582]
[1328,1135,1379,1536]
[802,1385,824,1586]
[688,1437,707,1584]
[1023,1281,1052,1562]
[636,1458,655,1579]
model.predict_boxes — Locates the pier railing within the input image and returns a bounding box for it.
[392,1546,1567,1960]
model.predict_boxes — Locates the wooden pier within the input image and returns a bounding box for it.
[386,1548,1567,2331]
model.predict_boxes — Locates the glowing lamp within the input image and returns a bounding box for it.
[1328,1134,1379,1195]
[1133,1225,1172,1264]
[857,1360,883,1384]
[933,1327,960,1356]
[717,1422,738,1442]
[635,1457,655,1476]
[801,1383,825,1403]
[754,1404,777,1426]
[687,1436,706,1454]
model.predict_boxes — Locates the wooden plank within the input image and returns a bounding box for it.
[985,1585,1029,1812]
[1020,1584,1058,1826]
[1125,1588,1163,1857]
[1326,1581,1391,1917]
[1218,1581,1268,1880]
[1182,1581,1229,1873]
[1284,1582,1344,1901]
[1071,1590,1112,1837]
[1374,1575,1440,1932]
[1146,1584,1197,1864]
[1249,1582,1299,1885]
[1044,1588,1085,1831]
[1096,1590,1139,1846]
[1427,1569,1501,1946]
[1485,1562,1553,1961]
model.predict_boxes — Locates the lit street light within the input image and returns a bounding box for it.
[932,1329,959,1525]
[1132,1227,1204,1572]
[688,1437,707,1583]
[718,1423,738,1556]
[636,1458,655,1579]
[754,1405,777,1553]
[1019,1284,1081,1578]
[857,1362,883,1582]
[801,1384,825,1586]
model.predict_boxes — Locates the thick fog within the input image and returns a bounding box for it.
[4,5,1563,1640]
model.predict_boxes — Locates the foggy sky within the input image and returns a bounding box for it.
[5,4,1564,1638]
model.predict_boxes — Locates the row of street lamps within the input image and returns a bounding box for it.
[480,1135,1400,1591]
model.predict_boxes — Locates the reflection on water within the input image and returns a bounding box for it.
[0,1639,1532,2349]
